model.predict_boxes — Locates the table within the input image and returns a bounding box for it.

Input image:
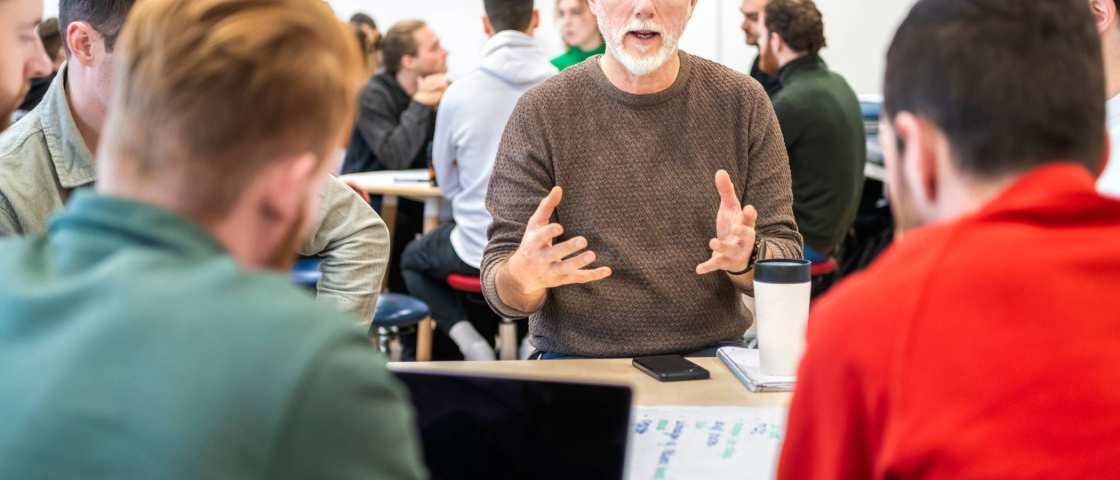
[390,357,791,407]
[340,169,444,237]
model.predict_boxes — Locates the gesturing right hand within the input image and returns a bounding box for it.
[504,187,612,297]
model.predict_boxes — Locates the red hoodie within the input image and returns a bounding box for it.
[779,164,1120,479]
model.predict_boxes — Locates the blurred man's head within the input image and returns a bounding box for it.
[740,0,767,47]
[881,0,1105,233]
[757,0,825,75]
[59,0,135,127]
[349,12,380,51]
[556,0,601,49]
[38,18,65,71]
[0,0,51,127]
[483,0,539,37]
[589,0,697,77]
[381,20,448,77]
[98,0,364,271]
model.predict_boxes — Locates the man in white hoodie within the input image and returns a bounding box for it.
[401,0,557,360]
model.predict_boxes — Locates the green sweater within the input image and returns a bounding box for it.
[551,43,606,70]
[772,54,866,254]
[0,193,426,480]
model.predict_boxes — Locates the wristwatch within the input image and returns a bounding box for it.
[728,235,766,276]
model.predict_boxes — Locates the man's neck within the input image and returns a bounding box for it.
[395,69,420,97]
[1104,33,1120,98]
[775,51,807,74]
[577,36,602,53]
[598,51,681,95]
[64,68,105,155]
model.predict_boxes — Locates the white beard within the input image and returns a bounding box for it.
[597,16,683,77]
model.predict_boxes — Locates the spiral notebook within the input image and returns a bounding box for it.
[717,347,796,393]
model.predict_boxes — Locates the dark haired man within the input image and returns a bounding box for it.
[402,0,556,360]
[342,19,449,293]
[0,0,391,324]
[759,0,864,270]
[779,0,1120,477]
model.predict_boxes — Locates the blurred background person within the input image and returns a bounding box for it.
[741,0,782,97]
[1,0,51,128]
[550,0,603,70]
[758,0,864,292]
[17,17,63,114]
[342,19,448,294]
[349,12,381,77]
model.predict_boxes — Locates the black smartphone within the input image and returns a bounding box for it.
[632,355,710,382]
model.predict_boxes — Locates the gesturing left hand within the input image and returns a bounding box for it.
[696,170,759,275]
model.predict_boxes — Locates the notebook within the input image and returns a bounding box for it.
[717,347,796,392]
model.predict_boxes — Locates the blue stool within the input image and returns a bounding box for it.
[372,293,433,361]
[291,258,322,291]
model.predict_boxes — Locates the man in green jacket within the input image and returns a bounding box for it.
[0,0,426,478]
[758,0,865,262]
[0,0,390,325]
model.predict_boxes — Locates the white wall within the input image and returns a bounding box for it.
[43,0,914,94]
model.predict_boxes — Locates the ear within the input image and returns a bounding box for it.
[530,9,541,33]
[482,15,493,37]
[65,22,98,65]
[769,31,783,52]
[1090,0,1116,35]
[587,0,601,15]
[262,152,321,228]
[894,112,940,208]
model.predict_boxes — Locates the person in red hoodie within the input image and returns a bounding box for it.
[778,0,1120,478]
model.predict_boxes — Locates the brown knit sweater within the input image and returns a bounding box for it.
[482,52,803,357]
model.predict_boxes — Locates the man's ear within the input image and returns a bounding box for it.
[262,153,319,220]
[894,112,940,207]
[482,15,493,37]
[65,22,99,65]
[1090,0,1116,35]
[530,9,541,33]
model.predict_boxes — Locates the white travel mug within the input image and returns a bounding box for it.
[753,259,812,377]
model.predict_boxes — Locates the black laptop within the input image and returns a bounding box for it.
[394,371,633,480]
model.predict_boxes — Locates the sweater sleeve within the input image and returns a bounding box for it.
[743,88,804,261]
[268,329,427,480]
[355,85,434,171]
[480,95,555,319]
[298,176,389,325]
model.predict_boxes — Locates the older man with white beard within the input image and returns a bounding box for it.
[482,0,803,359]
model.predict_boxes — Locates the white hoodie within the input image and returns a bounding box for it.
[433,30,558,268]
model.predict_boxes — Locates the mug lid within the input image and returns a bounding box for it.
[754,259,811,284]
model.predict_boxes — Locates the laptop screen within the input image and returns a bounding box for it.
[394,371,632,480]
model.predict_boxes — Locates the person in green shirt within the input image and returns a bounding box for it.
[757,0,866,264]
[0,0,426,479]
[551,0,605,70]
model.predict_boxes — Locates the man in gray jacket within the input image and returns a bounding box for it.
[402,0,557,360]
[0,0,389,323]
